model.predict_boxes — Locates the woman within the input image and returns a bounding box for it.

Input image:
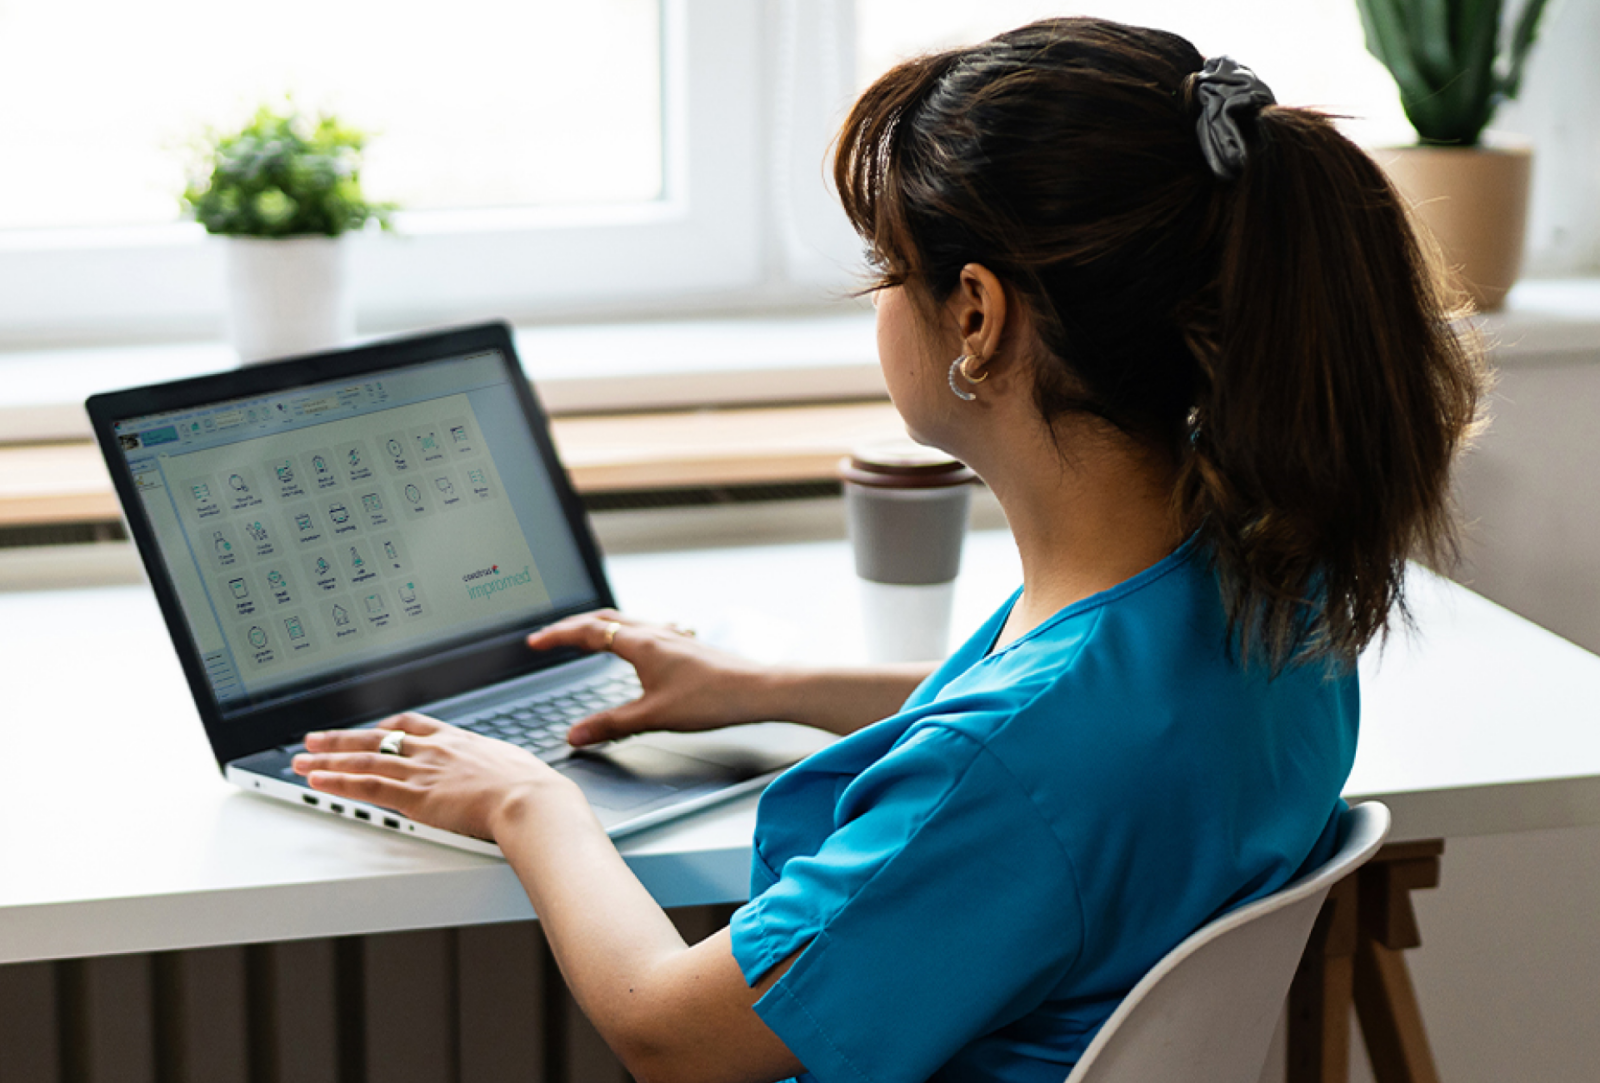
[294,18,1482,1083]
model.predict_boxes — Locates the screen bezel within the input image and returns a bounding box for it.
[87,321,615,767]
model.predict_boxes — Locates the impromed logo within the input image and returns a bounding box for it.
[465,564,534,601]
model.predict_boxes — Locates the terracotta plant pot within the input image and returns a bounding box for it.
[1376,144,1532,313]
[223,235,355,364]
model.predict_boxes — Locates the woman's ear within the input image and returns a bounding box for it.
[945,264,1009,371]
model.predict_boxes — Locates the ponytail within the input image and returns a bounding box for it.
[1180,106,1484,666]
[835,17,1487,670]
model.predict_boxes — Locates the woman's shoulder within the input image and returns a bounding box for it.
[902,538,1357,822]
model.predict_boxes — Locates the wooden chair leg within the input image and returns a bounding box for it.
[1352,841,1445,1083]
[1287,876,1359,1083]
[1288,839,1447,1083]
[1354,937,1442,1083]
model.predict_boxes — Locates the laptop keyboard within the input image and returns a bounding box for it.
[455,669,643,761]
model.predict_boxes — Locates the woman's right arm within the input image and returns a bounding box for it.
[525,610,933,744]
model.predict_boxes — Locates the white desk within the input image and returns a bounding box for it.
[5,530,1600,966]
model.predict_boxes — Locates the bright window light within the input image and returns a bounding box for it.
[856,0,1413,148]
[0,0,662,232]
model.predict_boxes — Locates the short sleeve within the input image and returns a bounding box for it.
[729,725,1085,1083]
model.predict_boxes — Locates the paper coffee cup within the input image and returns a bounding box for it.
[840,440,975,662]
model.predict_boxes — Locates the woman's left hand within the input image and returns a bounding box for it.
[292,714,578,842]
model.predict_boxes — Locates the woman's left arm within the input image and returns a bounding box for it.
[294,715,805,1083]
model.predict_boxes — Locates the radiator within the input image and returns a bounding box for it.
[0,905,738,1083]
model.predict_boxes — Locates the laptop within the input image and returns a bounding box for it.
[87,322,827,857]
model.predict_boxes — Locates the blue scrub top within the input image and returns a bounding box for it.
[729,537,1358,1083]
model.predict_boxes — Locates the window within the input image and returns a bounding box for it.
[0,2,664,231]
[0,0,823,346]
[0,0,1593,353]
[858,0,1409,147]
[856,0,1599,278]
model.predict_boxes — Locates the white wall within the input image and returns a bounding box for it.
[1453,350,1600,655]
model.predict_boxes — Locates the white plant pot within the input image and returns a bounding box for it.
[223,235,355,364]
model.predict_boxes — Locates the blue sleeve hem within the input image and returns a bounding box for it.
[751,932,874,1083]
[729,896,782,986]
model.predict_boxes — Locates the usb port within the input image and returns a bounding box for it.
[383,817,400,829]
[302,795,318,807]
[330,803,345,814]
[354,809,371,822]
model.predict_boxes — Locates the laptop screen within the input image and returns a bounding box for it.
[108,344,603,719]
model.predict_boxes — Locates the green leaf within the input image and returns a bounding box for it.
[1409,0,1460,86]
[1500,0,1553,101]
[1441,0,1504,142]
[1358,0,1429,97]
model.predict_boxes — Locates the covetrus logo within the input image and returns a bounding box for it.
[463,564,534,600]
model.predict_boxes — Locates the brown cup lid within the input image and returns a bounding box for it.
[838,439,976,489]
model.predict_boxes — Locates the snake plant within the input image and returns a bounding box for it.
[1355,0,1553,145]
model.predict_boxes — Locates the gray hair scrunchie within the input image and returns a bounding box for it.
[1193,56,1276,181]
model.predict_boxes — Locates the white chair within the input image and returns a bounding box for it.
[1064,801,1391,1083]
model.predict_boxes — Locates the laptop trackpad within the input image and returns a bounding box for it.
[555,744,741,811]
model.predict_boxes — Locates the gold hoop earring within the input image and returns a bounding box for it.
[948,355,988,402]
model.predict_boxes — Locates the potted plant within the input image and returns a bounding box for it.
[183,104,394,362]
[1356,0,1552,310]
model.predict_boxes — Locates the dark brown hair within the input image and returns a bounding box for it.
[835,17,1485,668]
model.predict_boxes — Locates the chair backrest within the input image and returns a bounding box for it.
[1063,801,1391,1083]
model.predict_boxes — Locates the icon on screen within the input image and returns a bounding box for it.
[229,474,248,492]
[295,514,313,532]
[191,483,211,502]
[434,477,454,496]
[285,616,305,640]
[312,455,328,474]
[468,469,485,487]
[404,484,422,505]
[275,462,294,484]
[387,439,404,458]
[229,578,248,599]
[348,448,361,467]
[314,557,330,577]
[213,531,231,556]
[365,594,383,615]
[246,521,269,543]
[329,503,350,524]
[332,605,349,627]
[362,493,383,513]
[383,540,398,561]
[349,547,364,571]
[267,570,284,589]
[399,582,417,605]
[248,626,268,649]
[451,426,467,444]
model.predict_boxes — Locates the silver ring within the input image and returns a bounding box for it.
[377,730,406,756]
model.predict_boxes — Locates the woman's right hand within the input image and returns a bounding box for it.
[526,609,780,747]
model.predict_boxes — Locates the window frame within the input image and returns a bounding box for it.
[0,0,1592,360]
[0,0,847,349]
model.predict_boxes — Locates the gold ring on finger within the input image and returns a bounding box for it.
[602,621,623,652]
